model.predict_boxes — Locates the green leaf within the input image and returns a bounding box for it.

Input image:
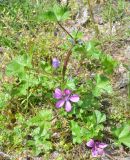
[28,110,52,154]
[93,74,112,97]
[29,109,52,126]
[42,4,69,22]
[53,4,69,21]
[6,60,24,76]
[118,124,130,139]
[85,41,102,59]
[6,54,32,77]
[11,81,28,96]
[120,136,130,147]
[101,55,118,74]
[112,123,130,148]
[113,124,130,138]
[71,31,83,40]
[65,79,76,90]
[42,11,57,22]
[81,93,100,109]
[71,120,86,144]
[94,110,106,124]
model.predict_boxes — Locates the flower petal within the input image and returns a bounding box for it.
[98,143,108,149]
[97,148,104,156]
[86,139,95,148]
[65,101,72,112]
[54,88,63,99]
[56,100,65,108]
[92,148,99,157]
[69,94,79,102]
[64,89,71,95]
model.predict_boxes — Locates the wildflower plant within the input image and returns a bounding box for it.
[0,1,129,159]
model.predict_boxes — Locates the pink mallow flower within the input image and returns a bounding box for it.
[86,139,108,157]
[53,88,79,112]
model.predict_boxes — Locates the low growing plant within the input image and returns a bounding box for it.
[0,2,129,158]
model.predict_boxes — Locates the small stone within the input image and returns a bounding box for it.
[116,72,129,89]
[0,47,3,53]
[118,64,126,74]
[125,46,130,60]
[76,6,89,25]
[51,151,59,159]
[52,132,60,139]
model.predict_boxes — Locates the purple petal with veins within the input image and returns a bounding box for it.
[56,99,65,108]
[54,88,79,112]
[98,143,108,149]
[65,101,72,112]
[69,94,79,102]
[64,89,71,95]
[92,148,99,157]
[97,148,104,155]
[86,139,95,148]
[54,88,63,99]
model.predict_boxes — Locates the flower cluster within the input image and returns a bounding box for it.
[54,88,79,112]
[86,139,107,157]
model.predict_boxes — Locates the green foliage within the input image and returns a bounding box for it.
[28,110,53,155]
[93,74,112,97]
[73,40,117,74]
[71,31,83,40]
[101,55,118,74]
[6,54,32,77]
[71,110,106,144]
[71,120,86,144]
[6,54,36,97]
[94,110,106,124]
[85,41,102,60]
[112,123,130,148]
[80,93,100,110]
[42,4,70,22]
[0,0,128,158]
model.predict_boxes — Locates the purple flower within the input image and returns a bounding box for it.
[53,88,79,112]
[86,139,107,157]
[52,58,60,68]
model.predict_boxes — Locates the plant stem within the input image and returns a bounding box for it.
[62,46,73,82]
[57,22,76,82]
[57,21,75,41]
